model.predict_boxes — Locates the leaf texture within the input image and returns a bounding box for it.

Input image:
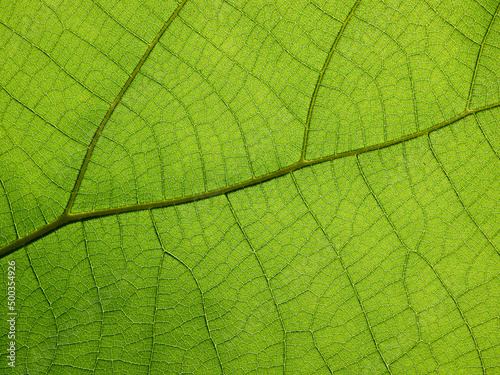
[1,0,500,374]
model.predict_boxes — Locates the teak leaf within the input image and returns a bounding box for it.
[1,0,500,374]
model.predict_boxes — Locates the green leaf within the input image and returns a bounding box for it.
[1,0,500,373]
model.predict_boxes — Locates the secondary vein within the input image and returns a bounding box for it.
[63,0,188,215]
[465,1,500,110]
[301,0,362,161]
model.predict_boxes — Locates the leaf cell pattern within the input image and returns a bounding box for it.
[1,0,500,374]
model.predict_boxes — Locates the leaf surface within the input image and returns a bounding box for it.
[1,0,500,373]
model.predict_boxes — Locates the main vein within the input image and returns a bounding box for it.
[63,0,188,215]
[1,101,499,259]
